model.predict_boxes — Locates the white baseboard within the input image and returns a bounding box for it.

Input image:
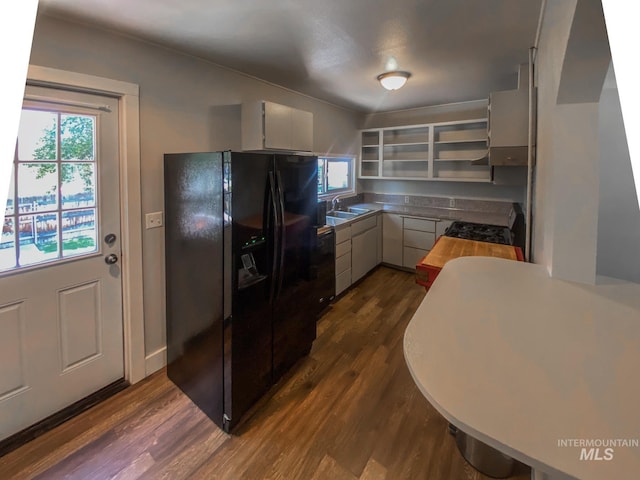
[145,346,167,376]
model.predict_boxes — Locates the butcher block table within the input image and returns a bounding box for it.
[416,236,524,289]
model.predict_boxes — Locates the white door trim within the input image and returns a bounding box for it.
[26,64,146,384]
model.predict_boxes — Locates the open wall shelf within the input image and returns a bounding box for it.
[359,119,491,182]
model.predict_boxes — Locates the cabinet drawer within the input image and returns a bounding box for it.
[336,252,351,275]
[335,240,351,258]
[351,215,377,236]
[403,246,429,269]
[403,217,436,232]
[335,226,351,244]
[336,268,351,295]
[404,229,436,250]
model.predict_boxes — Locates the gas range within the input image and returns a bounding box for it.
[444,221,513,245]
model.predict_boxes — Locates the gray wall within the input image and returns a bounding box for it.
[534,0,639,284]
[29,14,363,367]
[533,0,576,277]
[533,0,606,284]
[359,100,527,203]
[596,68,640,283]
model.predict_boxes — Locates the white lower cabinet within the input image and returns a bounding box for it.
[336,269,351,295]
[333,210,453,292]
[335,225,352,296]
[383,213,450,270]
[352,225,378,283]
[402,217,436,269]
[382,213,403,266]
[334,213,381,296]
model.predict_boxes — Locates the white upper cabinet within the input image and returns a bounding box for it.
[242,100,313,152]
[487,89,530,166]
[359,118,491,182]
[488,89,528,147]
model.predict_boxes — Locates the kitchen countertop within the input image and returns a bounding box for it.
[415,236,523,289]
[404,256,640,480]
[326,202,514,228]
[376,203,513,227]
[418,237,522,269]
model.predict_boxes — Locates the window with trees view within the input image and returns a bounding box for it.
[1,108,98,272]
[317,155,355,197]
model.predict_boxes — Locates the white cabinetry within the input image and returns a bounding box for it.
[335,225,352,296]
[351,215,379,283]
[382,126,430,179]
[359,119,491,182]
[487,89,529,166]
[382,213,403,266]
[432,121,491,181]
[383,213,450,270]
[334,213,381,295]
[242,100,313,152]
[402,217,436,269]
[360,130,381,177]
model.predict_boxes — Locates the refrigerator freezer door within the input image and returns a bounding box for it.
[164,152,225,426]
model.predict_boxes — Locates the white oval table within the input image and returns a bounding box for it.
[404,257,640,480]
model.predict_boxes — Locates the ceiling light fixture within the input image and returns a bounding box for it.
[377,71,411,91]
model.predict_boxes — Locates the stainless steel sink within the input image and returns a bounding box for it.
[327,210,358,219]
[345,207,371,214]
[326,206,372,222]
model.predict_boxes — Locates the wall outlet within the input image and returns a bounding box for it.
[404,195,410,204]
[145,211,163,229]
[449,198,456,208]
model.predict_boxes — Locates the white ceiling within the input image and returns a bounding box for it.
[37,0,543,113]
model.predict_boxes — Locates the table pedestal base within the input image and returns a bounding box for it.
[451,426,515,478]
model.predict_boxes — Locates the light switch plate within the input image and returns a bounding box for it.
[145,211,163,229]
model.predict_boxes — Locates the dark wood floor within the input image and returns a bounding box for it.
[0,266,530,480]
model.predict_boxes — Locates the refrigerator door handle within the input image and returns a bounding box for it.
[268,172,279,305]
[275,170,286,299]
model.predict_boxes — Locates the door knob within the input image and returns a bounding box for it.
[105,254,118,265]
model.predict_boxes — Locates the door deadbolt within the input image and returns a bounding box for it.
[104,233,117,245]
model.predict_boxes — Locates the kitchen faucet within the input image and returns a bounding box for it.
[331,193,345,211]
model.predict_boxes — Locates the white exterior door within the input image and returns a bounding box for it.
[0,86,124,441]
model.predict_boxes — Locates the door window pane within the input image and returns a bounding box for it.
[60,114,95,161]
[17,110,58,161]
[62,209,97,258]
[0,218,16,271]
[61,163,96,208]
[18,163,58,213]
[4,166,15,216]
[19,213,60,266]
[4,105,100,274]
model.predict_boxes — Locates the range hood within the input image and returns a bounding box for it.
[473,65,534,167]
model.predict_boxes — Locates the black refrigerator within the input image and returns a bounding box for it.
[164,151,318,432]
